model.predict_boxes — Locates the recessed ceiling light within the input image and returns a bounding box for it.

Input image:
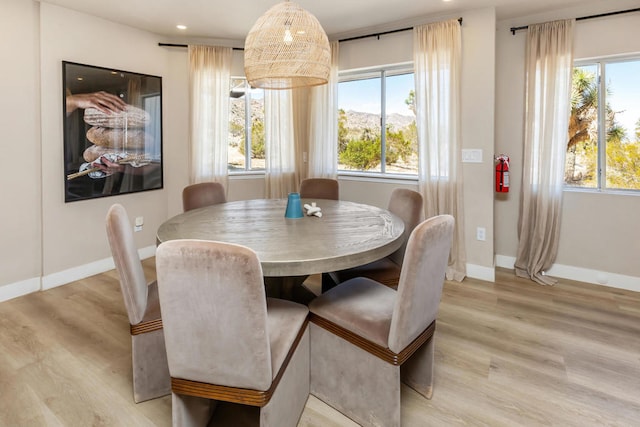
[77,77,83,81]
[176,24,187,30]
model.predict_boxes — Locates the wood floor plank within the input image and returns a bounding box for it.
[1,262,639,426]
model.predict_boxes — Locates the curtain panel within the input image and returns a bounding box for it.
[413,19,466,281]
[515,19,575,285]
[188,45,232,192]
[308,40,339,178]
[264,90,298,198]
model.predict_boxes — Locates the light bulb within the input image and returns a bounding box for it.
[284,26,293,45]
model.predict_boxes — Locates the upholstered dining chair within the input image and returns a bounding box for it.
[105,204,170,403]
[155,239,310,427]
[308,215,454,427]
[182,182,226,212]
[299,178,339,200]
[326,188,424,291]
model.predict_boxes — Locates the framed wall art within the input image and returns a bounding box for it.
[63,61,163,202]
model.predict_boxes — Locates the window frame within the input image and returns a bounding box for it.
[337,63,418,179]
[228,77,265,175]
[566,55,640,194]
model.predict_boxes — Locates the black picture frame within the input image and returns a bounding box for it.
[63,61,163,202]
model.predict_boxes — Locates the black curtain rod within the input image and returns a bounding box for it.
[159,17,463,48]
[158,43,244,50]
[339,17,463,43]
[510,7,640,35]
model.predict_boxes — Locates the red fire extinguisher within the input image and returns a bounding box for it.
[495,155,509,193]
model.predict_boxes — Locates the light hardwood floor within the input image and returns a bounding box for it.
[1,262,639,426]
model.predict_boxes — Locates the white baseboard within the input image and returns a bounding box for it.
[1,246,158,302]
[495,255,516,270]
[10,248,635,301]
[495,255,640,293]
[42,257,115,291]
[139,245,157,260]
[40,245,157,291]
[466,263,495,282]
[0,277,41,303]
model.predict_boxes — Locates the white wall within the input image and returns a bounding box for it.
[495,0,640,290]
[460,8,496,275]
[38,3,176,286]
[0,0,42,300]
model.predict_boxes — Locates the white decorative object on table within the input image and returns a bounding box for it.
[304,202,322,218]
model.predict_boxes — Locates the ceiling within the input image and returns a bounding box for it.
[39,0,588,41]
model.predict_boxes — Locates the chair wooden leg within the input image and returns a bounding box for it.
[400,336,435,399]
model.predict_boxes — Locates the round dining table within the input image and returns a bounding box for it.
[156,198,405,278]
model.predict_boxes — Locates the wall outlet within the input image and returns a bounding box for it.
[476,227,486,241]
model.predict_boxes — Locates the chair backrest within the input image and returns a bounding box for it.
[182,182,227,212]
[387,215,454,353]
[156,239,273,391]
[387,188,425,266]
[299,178,339,200]
[105,204,149,325]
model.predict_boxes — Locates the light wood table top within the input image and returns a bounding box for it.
[156,199,405,277]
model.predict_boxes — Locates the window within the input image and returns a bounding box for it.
[228,78,265,172]
[338,66,417,175]
[565,57,640,191]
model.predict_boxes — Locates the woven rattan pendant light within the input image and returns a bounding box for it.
[244,0,330,89]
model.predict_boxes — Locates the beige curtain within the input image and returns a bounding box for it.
[515,19,575,285]
[292,87,310,182]
[308,40,339,178]
[264,89,297,198]
[413,19,466,282]
[188,45,232,191]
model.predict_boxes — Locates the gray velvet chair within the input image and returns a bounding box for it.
[182,182,226,212]
[326,188,424,290]
[299,178,339,200]
[308,215,454,427]
[105,203,171,403]
[155,239,310,427]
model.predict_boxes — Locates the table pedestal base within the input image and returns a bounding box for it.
[264,276,317,305]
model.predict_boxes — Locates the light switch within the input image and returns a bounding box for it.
[461,149,483,163]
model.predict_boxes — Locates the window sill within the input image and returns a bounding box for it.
[338,171,418,184]
[563,186,640,196]
[229,171,265,180]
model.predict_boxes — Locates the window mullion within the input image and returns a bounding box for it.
[597,63,606,189]
[245,81,252,170]
[380,70,386,174]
